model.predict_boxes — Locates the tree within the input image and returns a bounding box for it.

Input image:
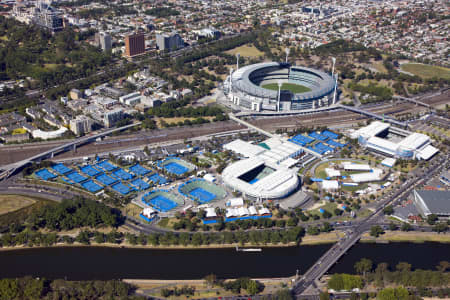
[401,223,412,231]
[319,291,330,300]
[427,214,438,225]
[370,225,384,237]
[388,222,397,231]
[433,222,448,233]
[355,258,373,278]
[246,279,259,295]
[273,289,294,300]
[383,205,394,215]
[377,287,409,300]
[204,274,217,288]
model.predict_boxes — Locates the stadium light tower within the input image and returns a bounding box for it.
[333,72,338,104]
[331,57,336,77]
[285,47,290,64]
[229,67,234,94]
[277,80,283,112]
[236,53,240,71]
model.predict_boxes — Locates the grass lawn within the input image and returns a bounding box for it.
[0,195,37,215]
[371,62,388,73]
[262,82,311,94]
[401,63,450,80]
[12,128,27,135]
[225,44,264,57]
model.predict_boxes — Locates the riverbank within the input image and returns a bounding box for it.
[124,277,293,299]
[360,231,450,244]
[1,230,449,252]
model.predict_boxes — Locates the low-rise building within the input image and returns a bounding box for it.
[413,190,450,220]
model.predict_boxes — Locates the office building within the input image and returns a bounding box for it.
[156,32,184,52]
[125,32,145,57]
[96,32,112,51]
[103,108,124,128]
[70,116,93,136]
[32,2,63,33]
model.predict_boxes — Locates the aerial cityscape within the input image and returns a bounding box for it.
[0,0,448,298]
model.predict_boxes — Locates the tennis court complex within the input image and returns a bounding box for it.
[142,190,183,212]
[129,164,151,176]
[52,163,72,175]
[81,180,103,193]
[111,182,133,195]
[96,173,117,186]
[80,165,102,177]
[35,169,57,180]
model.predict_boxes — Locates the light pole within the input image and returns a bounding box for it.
[331,57,336,77]
[229,67,233,95]
[277,80,282,112]
[333,72,338,104]
[285,47,290,64]
[236,53,240,71]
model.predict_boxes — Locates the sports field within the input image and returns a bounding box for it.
[262,82,312,94]
[401,63,450,80]
[225,44,264,57]
[0,195,36,215]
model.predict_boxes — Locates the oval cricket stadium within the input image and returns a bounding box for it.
[224,62,337,112]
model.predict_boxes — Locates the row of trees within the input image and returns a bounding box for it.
[0,277,138,300]
[0,226,306,248]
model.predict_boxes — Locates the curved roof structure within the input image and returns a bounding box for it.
[231,62,335,101]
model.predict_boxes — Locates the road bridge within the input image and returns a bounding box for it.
[0,122,141,180]
[337,104,408,128]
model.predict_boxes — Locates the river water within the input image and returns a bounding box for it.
[1,242,448,280]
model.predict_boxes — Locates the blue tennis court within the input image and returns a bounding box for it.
[111,182,132,195]
[81,180,103,193]
[148,173,168,185]
[130,178,150,190]
[96,160,116,172]
[321,130,339,140]
[289,134,314,146]
[52,163,72,175]
[113,168,134,180]
[66,171,87,183]
[148,195,178,212]
[189,187,216,204]
[80,165,101,177]
[61,177,74,185]
[129,164,151,176]
[327,140,345,148]
[35,169,57,180]
[163,162,189,175]
[308,132,328,141]
[96,173,117,186]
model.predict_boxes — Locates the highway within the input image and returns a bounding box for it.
[292,154,447,297]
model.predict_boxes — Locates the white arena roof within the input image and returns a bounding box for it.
[223,139,265,157]
[398,132,429,150]
[417,145,439,160]
[351,121,390,139]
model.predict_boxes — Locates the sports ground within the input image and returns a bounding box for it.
[262,82,312,94]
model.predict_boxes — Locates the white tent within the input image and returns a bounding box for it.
[321,180,339,190]
[205,207,217,218]
[227,197,244,207]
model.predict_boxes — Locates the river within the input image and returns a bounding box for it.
[0,242,448,280]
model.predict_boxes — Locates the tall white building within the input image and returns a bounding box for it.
[70,115,93,136]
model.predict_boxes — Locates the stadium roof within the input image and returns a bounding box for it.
[398,132,429,150]
[351,121,390,139]
[223,139,266,157]
[231,62,335,101]
[415,190,450,216]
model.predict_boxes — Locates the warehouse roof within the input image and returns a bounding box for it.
[415,190,450,216]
